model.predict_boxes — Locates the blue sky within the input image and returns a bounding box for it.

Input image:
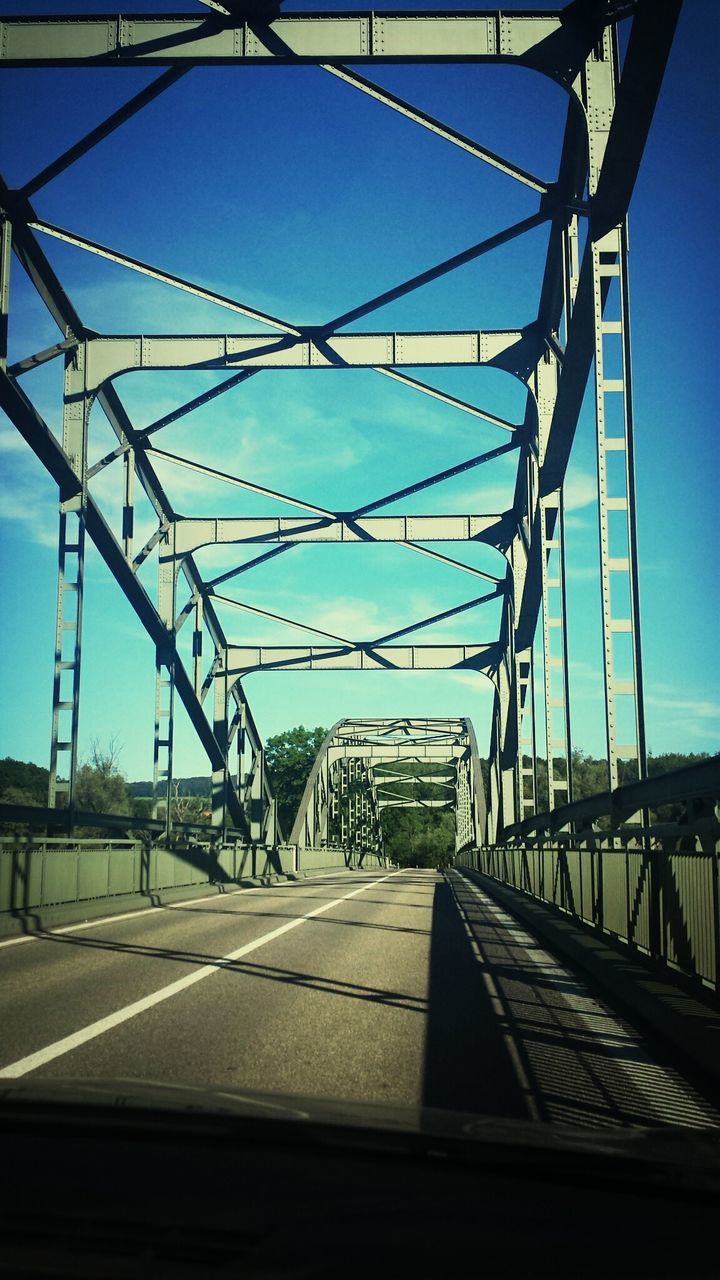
[0,0,718,782]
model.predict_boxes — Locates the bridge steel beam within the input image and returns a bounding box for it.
[0,370,249,836]
[0,1,681,846]
[289,718,486,858]
[0,9,621,72]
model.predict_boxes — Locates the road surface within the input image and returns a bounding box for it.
[1,867,717,1127]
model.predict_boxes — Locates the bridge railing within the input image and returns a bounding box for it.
[459,758,720,996]
[0,804,382,929]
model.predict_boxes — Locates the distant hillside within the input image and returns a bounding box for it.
[3,752,714,809]
[0,757,49,806]
[124,752,714,801]
[126,777,210,797]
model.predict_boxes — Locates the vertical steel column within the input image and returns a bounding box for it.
[494,640,517,836]
[487,707,502,845]
[539,500,573,807]
[585,35,647,791]
[340,756,349,849]
[233,688,247,815]
[516,646,537,820]
[48,343,89,814]
[211,659,229,837]
[536,352,573,809]
[350,756,359,853]
[329,759,339,843]
[153,530,177,831]
[122,446,134,561]
[250,745,264,843]
[0,212,10,370]
[192,596,204,698]
[507,424,535,830]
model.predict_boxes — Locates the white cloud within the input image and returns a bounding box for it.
[447,671,495,692]
[0,440,60,547]
[0,422,31,455]
[1,487,58,548]
[565,563,599,581]
[646,690,720,722]
[307,597,384,640]
[563,471,597,511]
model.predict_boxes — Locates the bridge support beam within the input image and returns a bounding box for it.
[48,348,91,817]
[583,41,647,794]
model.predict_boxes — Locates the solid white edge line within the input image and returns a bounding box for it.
[0,870,406,1079]
[0,868,362,950]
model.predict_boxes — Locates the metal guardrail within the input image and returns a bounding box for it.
[0,802,246,842]
[0,801,386,924]
[462,758,720,995]
[0,838,297,919]
[503,757,720,838]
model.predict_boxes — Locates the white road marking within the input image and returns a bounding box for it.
[0,868,358,950]
[452,871,717,1126]
[0,870,406,1078]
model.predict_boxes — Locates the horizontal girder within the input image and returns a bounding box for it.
[173,514,508,555]
[82,330,531,390]
[225,644,497,673]
[329,744,465,761]
[377,798,451,809]
[0,12,585,74]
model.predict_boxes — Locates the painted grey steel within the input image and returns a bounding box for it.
[0,2,681,846]
[289,718,486,857]
[0,11,620,68]
[463,756,720,995]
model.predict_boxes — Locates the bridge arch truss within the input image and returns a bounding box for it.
[289,717,486,860]
[0,0,682,845]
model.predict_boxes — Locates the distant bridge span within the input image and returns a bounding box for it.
[289,718,486,858]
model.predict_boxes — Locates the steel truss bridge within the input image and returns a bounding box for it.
[1,2,719,993]
[288,718,485,858]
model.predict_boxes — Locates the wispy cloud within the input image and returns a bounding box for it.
[646,688,720,722]
[447,671,495,693]
[0,439,59,547]
[563,470,597,511]
[0,422,31,455]
[565,563,599,581]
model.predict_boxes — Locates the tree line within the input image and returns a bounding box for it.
[1,734,713,859]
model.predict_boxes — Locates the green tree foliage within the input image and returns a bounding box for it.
[126,775,210,798]
[373,761,455,868]
[74,739,129,815]
[0,757,49,806]
[264,725,328,836]
[381,809,455,869]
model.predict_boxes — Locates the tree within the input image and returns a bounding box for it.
[74,736,132,817]
[381,808,455,869]
[265,725,328,835]
[170,780,209,824]
[0,757,49,807]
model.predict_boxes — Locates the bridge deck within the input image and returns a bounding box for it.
[1,868,717,1129]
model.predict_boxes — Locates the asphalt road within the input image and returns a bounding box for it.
[1,867,718,1128]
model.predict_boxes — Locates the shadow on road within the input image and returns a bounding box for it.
[422,877,532,1119]
[27,929,428,1016]
[422,873,719,1129]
